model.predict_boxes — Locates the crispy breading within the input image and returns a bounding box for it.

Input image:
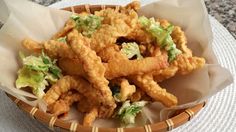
[22,38,75,59]
[97,44,126,62]
[83,108,98,126]
[115,78,136,102]
[58,58,85,76]
[105,56,169,80]
[43,40,75,58]
[126,24,154,44]
[73,77,104,106]
[48,91,81,116]
[153,66,178,82]
[123,1,141,11]
[173,54,205,75]
[43,76,79,106]
[129,74,178,107]
[171,26,192,56]
[89,7,138,53]
[67,30,116,118]
[130,88,153,102]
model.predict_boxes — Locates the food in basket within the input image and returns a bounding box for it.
[15,1,205,127]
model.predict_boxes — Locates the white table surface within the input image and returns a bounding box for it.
[0,0,235,132]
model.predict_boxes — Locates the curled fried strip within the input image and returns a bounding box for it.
[48,91,81,116]
[67,30,116,118]
[83,108,98,126]
[129,74,178,107]
[43,76,78,106]
[171,26,192,56]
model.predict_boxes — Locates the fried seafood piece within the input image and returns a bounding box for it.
[43,76,79,106]
[121,1,141,11]
[73,77,105,106]
[171,26,192,56]
[105,56,169,80]
[47,91,81,116]
[83,108,98,126]
[89,6,138,53]
[129,74,178,107]
[149,45,204,82]
[172,54,205,75]
[67,30,116,118]
[130,88,152,102]
[58,58,86,76]
[22,38,75,59]
[157,18,192,56]
[153,66,178,82]
[126,24,154,44]
[52,19,76,39]
[113,78,136,102]
[97,44,127,62]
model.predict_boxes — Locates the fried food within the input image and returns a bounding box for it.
[43,76,79,106]
[173,54,205,75]
[129,74,178,107]
[83,108,98,126]
[22,38,75,59]
[105,56,169,80]
[58,58,85,76]
[67,30,116,118]
[47,91,81,116]
[97,44,126,62]
[115,78,136,102]
[16,1,207,126]
[90,6,138,52]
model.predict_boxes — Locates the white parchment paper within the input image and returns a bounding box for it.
[0,0,233,128]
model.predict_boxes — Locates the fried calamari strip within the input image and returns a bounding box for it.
[171,26,192,56]
[130,74,178,107]
[83,108,98,126]
[43,76,78,106]
[105,56,168,79]
[22,38,75,59]
[172,54,205,75]
[48,91,81,116]
[67,30,116,118]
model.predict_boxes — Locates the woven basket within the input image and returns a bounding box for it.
[6,4,206,132]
